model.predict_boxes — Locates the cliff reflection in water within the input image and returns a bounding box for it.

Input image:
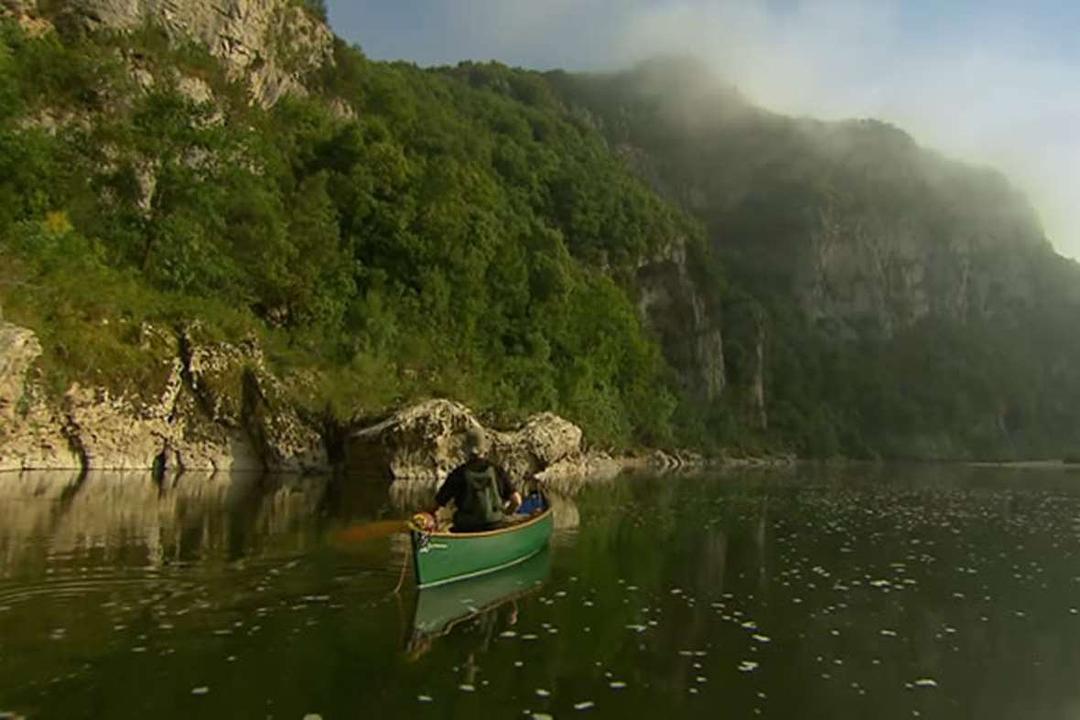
[0,471,331,576]
[1,471,582,579]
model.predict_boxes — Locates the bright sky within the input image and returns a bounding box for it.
[326,0,1080,258]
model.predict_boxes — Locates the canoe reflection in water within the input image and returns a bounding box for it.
[405,547,551,659]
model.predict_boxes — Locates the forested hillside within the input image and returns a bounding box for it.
[0,4,714,450]
[2,4,1078,460]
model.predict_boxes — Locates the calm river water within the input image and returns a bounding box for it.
[2,465,1080,718]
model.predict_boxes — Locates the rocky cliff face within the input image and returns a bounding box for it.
[0,320,327,473]
[0,322,81,471]
[12,0,333,106]
[636,238,726,404]
[553,66,1053,340]
[795,158,1049,337]
[548,63,1078,460]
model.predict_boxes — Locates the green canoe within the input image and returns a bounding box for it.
[410,503,554,589]
[410,547,550,642]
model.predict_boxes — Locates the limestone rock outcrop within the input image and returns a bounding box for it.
[22,0,334,106]
[0,322,81,472]
[347,400,591,485]
[0,322,41,418]
[175,330,325,473]
[636,237,725,404]
[490,412,583,482]
[347,400,484,482]
[0,320,327,473]
[345,398,744,487]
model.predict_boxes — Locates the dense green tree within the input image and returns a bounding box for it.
[0,18,699,449]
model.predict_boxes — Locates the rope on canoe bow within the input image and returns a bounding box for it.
[392,547,410,595]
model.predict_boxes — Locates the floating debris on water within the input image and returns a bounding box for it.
[10,465,1080,718]
[573,701,595,710]
[191,687,209,696]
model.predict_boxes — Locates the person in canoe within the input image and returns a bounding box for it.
[431,426,522,533]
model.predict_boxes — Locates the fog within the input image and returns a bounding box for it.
[329,0,1080,258]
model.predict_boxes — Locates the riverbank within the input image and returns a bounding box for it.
[968,460,1080,469]
[2,318,791,481]
[0,319,326,475]
[344,398,794,491]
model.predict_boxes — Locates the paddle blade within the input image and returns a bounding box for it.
[337,520,410,543]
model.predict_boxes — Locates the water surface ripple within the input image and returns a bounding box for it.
[1,465,1080,718]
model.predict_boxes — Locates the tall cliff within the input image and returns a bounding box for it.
[553,59,1054,334]
[4,0,333,106]
[551,58,1080,459]
[636,237,725,405]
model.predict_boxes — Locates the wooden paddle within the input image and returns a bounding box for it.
[337,519,410,543]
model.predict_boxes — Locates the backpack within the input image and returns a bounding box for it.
[454,464,504,530]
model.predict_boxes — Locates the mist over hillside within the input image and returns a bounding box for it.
[551,57,1080,458]
[328,0,1080,261]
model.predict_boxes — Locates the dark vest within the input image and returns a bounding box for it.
[454,464,504,530]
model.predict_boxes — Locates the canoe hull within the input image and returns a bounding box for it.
[410,510,554,589]
[411,547,551,638]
